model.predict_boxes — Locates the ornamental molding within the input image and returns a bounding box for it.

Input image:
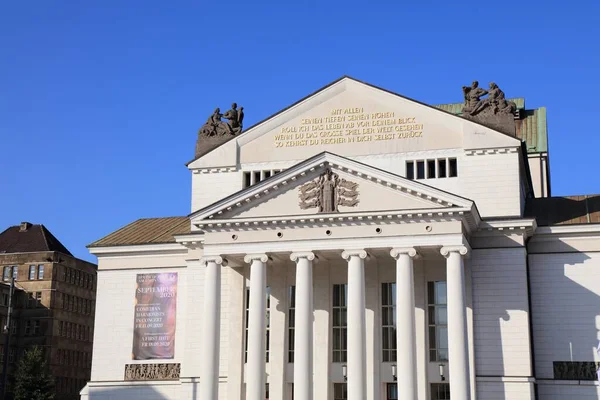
[464,147,519,156]
[195,207,476,233]
[192,166,238,174]
[341,249,368,260]
[390,247,418,259]
[290,251,316,262]
[244,253,269,263]
[440,244,471,258]
[124,363,181,381]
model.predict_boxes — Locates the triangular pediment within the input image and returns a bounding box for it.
[190,153,476,225]
[188,76,521,168]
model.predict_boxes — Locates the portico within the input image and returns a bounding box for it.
[193,242,472,400]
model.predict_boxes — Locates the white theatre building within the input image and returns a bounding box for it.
[83,77,600,400]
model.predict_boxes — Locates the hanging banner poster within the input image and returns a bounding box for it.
[132,272,178,360]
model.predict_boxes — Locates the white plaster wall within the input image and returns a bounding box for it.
[91,266,187,382]
[529,252,600,379]
[537,382,600,399]
[471,248,533,378]
[191,171,242,212]
[475,380,534,400]
[460,151,522,218]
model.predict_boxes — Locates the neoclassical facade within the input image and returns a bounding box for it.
[83,77,600,400]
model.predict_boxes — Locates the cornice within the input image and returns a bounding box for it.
[194,207,475,232]
[464,146,520,156]
[191,166,238,174]
[474,218,537,238]
[88,243,186,257]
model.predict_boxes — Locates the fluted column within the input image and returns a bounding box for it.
[341,250,368,400]
[244,254,269,400]
[440,246,471,400]
[390,248,418,400]
[200,256,224,400]
[290,252,315,400]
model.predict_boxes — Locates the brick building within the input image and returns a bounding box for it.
[0,222,97,400]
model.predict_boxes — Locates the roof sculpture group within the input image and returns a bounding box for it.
[195,102,244,157]
[462,81,516,117]
[461,80,518,135]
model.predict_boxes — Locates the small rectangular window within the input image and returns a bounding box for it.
[253,171,261,184]
[334,383,348,400]
[35,292,42,307]
[437,159,447,178]
[59,321,63,336]
[2,294,8,306]
[11,266,17,280]
[381,282,397,362]
[2,267,9,281]
[264,170,272,179]
[332,284,348,363]
[29,265,36,280]
[33,320,40,336]
[406,161,415,180]
[449,158,458,177]
[25,320,31,335]
[431,383,451,400]
[38,265,44,280]
[387,383,398,400]
[416,161,425,179]
[427,159,436,179]
[244,172,251,187]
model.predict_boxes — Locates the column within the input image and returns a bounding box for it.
[290,252,315,400]
[440,246,471,400]
[244,254,269,400]
[341,250,368,400]
[390,248,418,400]
[200,256,224,400]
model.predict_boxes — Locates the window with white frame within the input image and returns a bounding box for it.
[428,281,448,361]
[381,282,397,362]
[332,284,348,363]
[406,158,458,180]
[38,265,44,280]
[244,286,271,363]
[288,285,295,363]
[29,265,36,280]
[242,169,284,188]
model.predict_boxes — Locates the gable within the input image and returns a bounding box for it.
[188,77,521,169]
[191,152,475,224]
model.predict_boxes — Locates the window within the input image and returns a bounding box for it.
[2,294,8,306]
[35,292,42,307]
[449,158,458,177]
[2,267,9,281]
[427,159,436,179]
[59,321,63,336]
[381,282,397,362]
[406,161,415,179]
[8,348,15,363]
[387,383,398,400]
[12,266,17,280]
[332,284,348,363]
[244,286,271,363]
[11,321,16,335]
[265,383,269,399]
[406,158,458,180]
[333,383,348,400]
[431,383,451,400]
[29,265,36,280]
[416,161,425,179]
[437,159,447,178]
[38,265,44,280]
[428,281,448,362]
[243,169,284,188]
[288,285,295,363]
[33,320,40,336]
[25,320,31,335]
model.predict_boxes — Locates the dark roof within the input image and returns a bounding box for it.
[0,223,73,256]
[88,217,190,248]
[525,195,600,226]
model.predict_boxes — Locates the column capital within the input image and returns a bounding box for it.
[290,251,316,262]
[200,255,226,266]
[390,247,418,259]
[341,249,367,260]
[244,253,269,264]
[440,245,470,258]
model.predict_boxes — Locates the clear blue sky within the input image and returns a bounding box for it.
[1,1,599,262]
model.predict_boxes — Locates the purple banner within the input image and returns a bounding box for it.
[132,272,178,360]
